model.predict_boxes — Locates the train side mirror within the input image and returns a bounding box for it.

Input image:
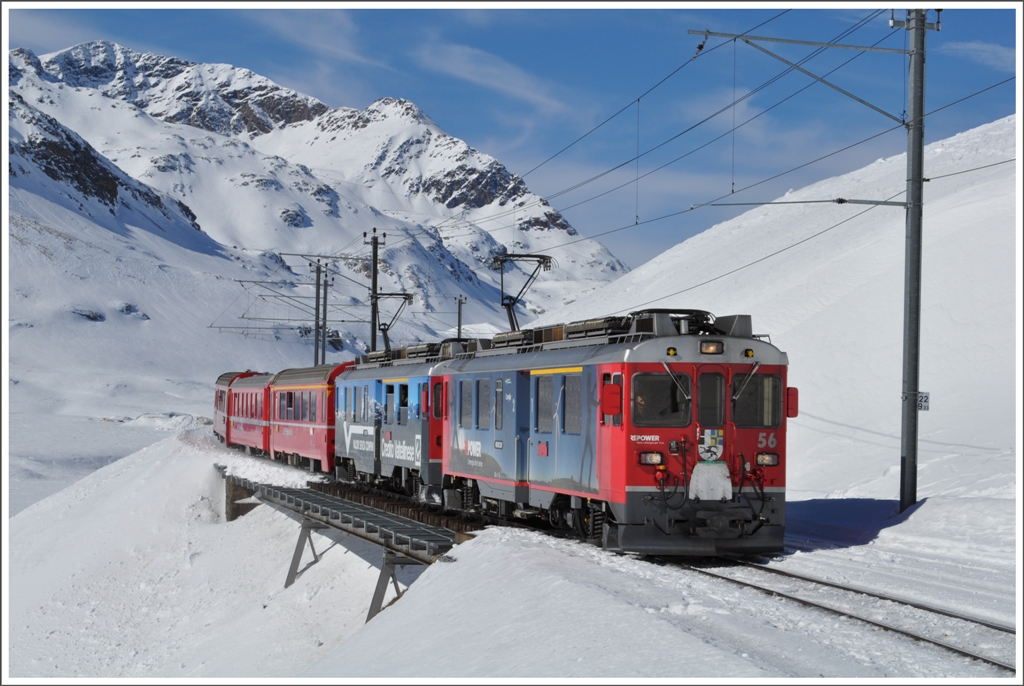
[786,387,799,418]
[602,383,622,416]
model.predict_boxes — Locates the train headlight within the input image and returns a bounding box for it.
[756,452,779,466]
[700,340,724,354]
[638,452,664,466]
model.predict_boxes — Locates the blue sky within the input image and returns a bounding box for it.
[5,4,1019,269]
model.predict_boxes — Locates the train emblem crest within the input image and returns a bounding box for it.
[698,429,724,461]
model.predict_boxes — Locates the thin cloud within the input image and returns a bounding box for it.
[413,42,567,114]
[241,9,390,70]
[7,9,109,55]
[6,9,201,67]
[938,41,1016,73]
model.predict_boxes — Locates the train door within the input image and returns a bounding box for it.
[527,369,558,489]
[514,371,530,489]
[225,389,235,446]
[692,363,734,497]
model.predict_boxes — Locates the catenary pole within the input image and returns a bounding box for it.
[899,9,929,512]
[320,271,330,364]
[313,260,321,366]
[365,229,383,352]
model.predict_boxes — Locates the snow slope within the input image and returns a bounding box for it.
[7,429,1015,678]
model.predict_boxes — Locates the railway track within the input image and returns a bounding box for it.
[658,557,1016,673]
[253,468,1016,674]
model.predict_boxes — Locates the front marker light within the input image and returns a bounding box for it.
[638,452,664,466]
[700,340,724,354]
[756,452,779,466]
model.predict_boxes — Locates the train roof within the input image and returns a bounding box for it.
[350,309,786,371]
[230,373,274,389]
[216,371,254,387]
[272,363,352,387]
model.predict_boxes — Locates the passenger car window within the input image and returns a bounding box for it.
[564,375,582,434]
[536,376,554,433]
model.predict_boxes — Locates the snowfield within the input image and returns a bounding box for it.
[6,427,1017,678]
[3,41,1020,678]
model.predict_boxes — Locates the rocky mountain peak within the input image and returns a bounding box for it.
[36,41,330,137]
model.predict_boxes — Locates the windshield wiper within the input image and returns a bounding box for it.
[661,362,691,401]
[732,361,761,401]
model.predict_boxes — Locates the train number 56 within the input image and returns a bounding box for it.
[757,432,778,449]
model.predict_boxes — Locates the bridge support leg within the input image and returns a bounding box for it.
[366,551,421,623]
[284,518,327,588]
[225,478,259,522]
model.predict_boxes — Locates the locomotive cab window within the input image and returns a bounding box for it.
[733,375,783,428]
[632,373,691,427]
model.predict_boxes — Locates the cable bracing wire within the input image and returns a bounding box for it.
[396,9,890,248]
[519,9,791,179]
[608,153,1016,315]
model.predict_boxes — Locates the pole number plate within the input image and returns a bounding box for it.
[917,392,929,411]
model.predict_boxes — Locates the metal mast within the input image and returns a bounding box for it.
[894,9,938,512]
[364,228,384,352]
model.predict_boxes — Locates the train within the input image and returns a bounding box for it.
[214,308,797,556]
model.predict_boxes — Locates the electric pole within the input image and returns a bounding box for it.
[312,260,322,365]
[456,295,467,339]
[320,270,331,365]
[364,228,384,352]
[893,9,940,512]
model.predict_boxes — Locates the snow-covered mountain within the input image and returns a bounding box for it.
[8,41,627,352]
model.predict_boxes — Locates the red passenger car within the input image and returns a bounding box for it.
[225,373,274,455]
[268,363,353,473]
[214,371,259,444]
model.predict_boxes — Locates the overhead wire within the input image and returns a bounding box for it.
[247,17,1012,336]
[388,10,891,249]
[506,73,1014,262]
[520,9,792,179]
[376,10,806,256]
[607,155,1016,314]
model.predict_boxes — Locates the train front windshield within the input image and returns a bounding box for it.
[632,373,691,426]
